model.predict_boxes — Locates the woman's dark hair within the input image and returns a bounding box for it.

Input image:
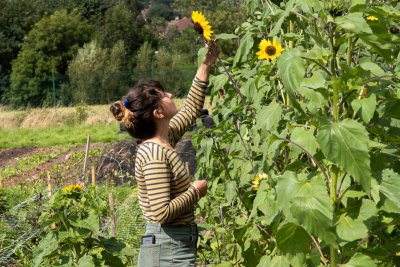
[110,80,165,140]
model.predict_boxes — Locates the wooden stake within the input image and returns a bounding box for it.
[108,192,116,237]
[47,172,56,229]
[91,166,96,186]
[82,134,90,181]
[47,172,52,199]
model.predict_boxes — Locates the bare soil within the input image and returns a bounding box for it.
[0,137,197,187]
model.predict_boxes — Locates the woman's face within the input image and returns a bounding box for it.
[159,92,178,118]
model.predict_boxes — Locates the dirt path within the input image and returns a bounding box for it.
[1,137,197,188]
[1,143,109,187]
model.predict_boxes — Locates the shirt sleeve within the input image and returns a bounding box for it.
[168,77,208,146]
[143,160,199,224]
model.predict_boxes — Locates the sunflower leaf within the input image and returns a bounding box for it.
[233,32,254,67]
[215,33,238,40]
[316,119,371,193]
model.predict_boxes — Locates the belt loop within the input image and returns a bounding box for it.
[157,223,161,233]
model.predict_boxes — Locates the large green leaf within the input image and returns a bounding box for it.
[351,93,376,124]
[197,47,207,67]
[276,172,336,245]
[379,169,400,211]
[78,255,95,267]
[233,32,254,67]
[215,33,239,40]
[358,199,378,227]
[276,223,311,255]
[270,0,296,36]
[33,231,58,267]
[339,253,377,267]
[277,48,306,112]
[316,119,371,193]
[360,62,385,76]
[335,13,372,34]
[251,181,268,217]
[255,101,282,131]
[225,180,237,202]
[210,74,229,93]
[301,71,326,89]
[269,255,291,267]
[336,214,368,242]
[290,126,319,156]
[69,209,99,234]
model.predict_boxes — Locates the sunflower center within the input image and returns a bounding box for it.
[194,22,203,34]
[265,46,276,56]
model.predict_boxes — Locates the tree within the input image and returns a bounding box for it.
[154,47,195,97]
[0,0,47,79]
[134,41,154,78]
[68,40,128,104]
[96,4,142,56]
[7,9,92,107]
[147,3,175,21]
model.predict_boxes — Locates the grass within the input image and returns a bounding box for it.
[0,97,211,149]
[0,124,130,149]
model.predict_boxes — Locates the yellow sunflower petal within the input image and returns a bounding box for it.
[252,184,260,191]
[62,184,83,194]
[367,15,378,21]
[192,10,213,41]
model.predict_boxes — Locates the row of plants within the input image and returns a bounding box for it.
[192,0,400,266]
[0,145,73,181]
[0,182,143,266]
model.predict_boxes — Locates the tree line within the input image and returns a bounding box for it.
[0,0,244,107]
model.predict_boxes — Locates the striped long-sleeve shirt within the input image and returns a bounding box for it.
[134,77,208,224]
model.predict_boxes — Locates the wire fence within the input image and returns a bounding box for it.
[0,137,198,266]
[0,187,146,266]
[0,67,198,108]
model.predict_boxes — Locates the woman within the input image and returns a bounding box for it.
[110,40,220,266]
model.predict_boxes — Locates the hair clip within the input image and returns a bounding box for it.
[123,99,129,108]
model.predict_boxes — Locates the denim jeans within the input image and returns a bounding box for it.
[137,223,198,267]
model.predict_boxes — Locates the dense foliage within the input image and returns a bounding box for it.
[0,0,245,107]
[193,0,400,266]
[34,185,134,266]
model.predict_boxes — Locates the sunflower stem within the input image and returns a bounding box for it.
[330,166,338,267]
[216,55,245,102]
[346,36,352,66]
[285,19,295,106]
[329,23,339,122]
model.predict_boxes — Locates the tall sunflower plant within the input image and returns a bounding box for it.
[192,1,400,266]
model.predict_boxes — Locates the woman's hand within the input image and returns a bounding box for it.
[202,39,220,67]
[192,180,208,198]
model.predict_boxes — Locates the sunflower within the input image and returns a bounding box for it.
[367,15,378,21]
[256,39,284,62]
[62,184,83,194]
[192,11,213,42]
[251,173,268,191]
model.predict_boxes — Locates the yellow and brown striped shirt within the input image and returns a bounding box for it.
[134,77,208,224]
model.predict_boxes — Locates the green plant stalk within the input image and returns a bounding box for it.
[234,119,256,176]
[329,24,339,122]
[286,20,295,106]
[332,82,339,122]
[330,168,338,267]
[346,37,352,66]
[212,138,250,216]
[329,23,339,265]
[217,56,245,102]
